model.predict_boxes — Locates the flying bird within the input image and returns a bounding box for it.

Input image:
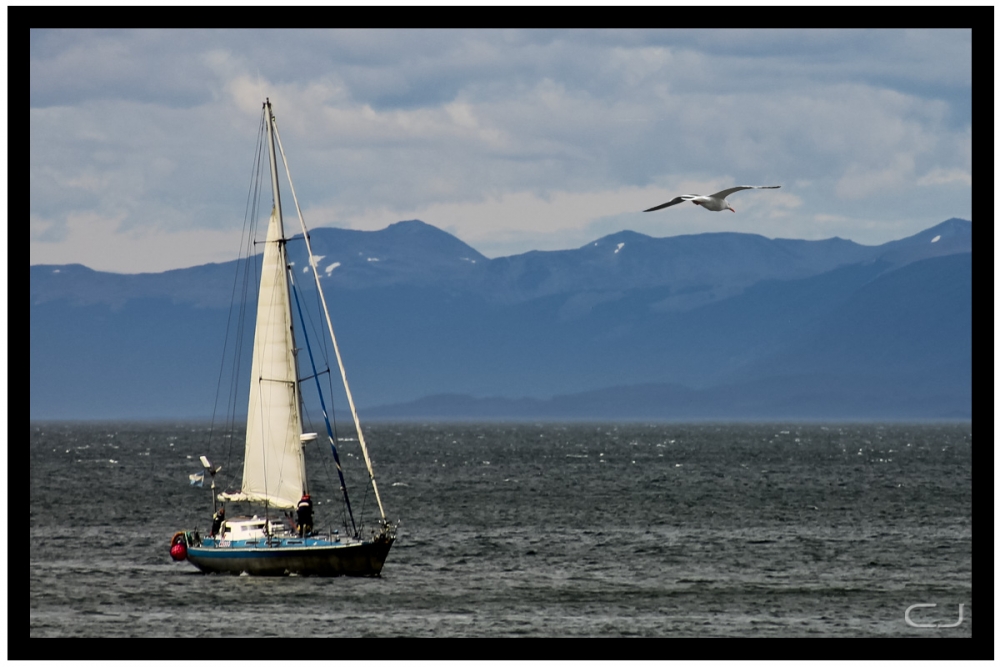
[644,185,781,213]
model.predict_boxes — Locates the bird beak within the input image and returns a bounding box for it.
[729,207,735,212]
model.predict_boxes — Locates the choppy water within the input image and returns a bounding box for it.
[30,421,972,638]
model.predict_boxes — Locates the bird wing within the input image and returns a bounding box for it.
[708,185,780,200]
[643,195,698,212]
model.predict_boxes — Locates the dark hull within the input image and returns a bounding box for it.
[186,538,393,576]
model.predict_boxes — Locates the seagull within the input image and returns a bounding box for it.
[644,185,781,213]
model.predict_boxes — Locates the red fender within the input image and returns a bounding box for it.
[169,532,188,561]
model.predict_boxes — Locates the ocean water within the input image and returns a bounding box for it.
[29,421,972,640]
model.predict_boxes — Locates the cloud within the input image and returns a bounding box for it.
[318,181,799,258]
[30,209,247,273]
[29,29,971,272]
[836,153,917,200]
[916,168,972,186]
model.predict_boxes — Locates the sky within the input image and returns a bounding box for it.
[29,28,972,274]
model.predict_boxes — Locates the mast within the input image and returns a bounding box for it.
[222,99,308,510]
[262,98,309,499]
[270,107,389,524]
[264,100,283,246]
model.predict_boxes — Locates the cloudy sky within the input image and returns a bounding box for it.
[30,28,971,274]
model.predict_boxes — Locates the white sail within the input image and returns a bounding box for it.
[221,206,306,510]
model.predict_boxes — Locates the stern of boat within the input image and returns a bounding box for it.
[168,529,202,563]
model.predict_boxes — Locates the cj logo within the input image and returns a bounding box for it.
[905,603,965,628]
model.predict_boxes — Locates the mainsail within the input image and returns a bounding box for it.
[220,205,306,510]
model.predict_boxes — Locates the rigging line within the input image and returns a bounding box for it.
[300,259,334,372]
[298,369,331,383]
[223,241,252,482]
[299,387,335,504]
[293,263,342,482]
[208,107,266,459]
[271,111,388,523]
[296,369,347,533]
[289,262,344,498]
[311,273,343,467]
[224,114,268,483]
[357,477,372,535]
[288,257,333,393]
[322,346,345,531]
[289,268,359,537]
[297,402,348,534]
[221,115,265,480]
[298,254,339,417]
[209,107,264,446]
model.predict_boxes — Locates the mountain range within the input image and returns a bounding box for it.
[30,217,971,421]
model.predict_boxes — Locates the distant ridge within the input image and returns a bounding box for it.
[362,372,970,422]
[30,219,970,420]
[32,218,971,308]
[364,251,971,422]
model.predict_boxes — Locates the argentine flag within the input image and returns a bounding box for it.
[189,472,205,487]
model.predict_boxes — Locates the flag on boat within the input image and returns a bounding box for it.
[189,472,205,487]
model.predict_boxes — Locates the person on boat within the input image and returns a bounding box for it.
[296,494,313,537]
[211,506,225,537]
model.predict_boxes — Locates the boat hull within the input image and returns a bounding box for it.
[185,537,393,577]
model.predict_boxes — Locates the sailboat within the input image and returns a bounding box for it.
[169,99,395,576]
